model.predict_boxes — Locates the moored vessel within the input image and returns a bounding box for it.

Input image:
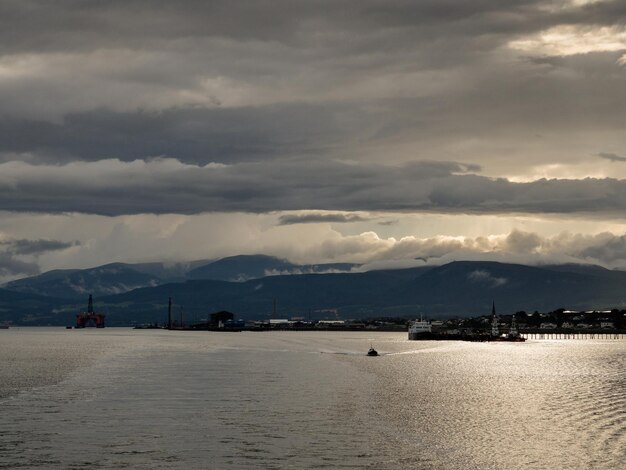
[408,316,432,340]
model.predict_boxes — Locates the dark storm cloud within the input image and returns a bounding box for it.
[0,238,78,278]
[0,0,625,220]
[0,252,39,278]
[1,239,79,256]
[0,0,547,55]
[598,152,626,163]
[1,158,626,216]
[1,0,622,55]
[579,236,626,260]
[377,220,399,226]
[0,0,555,163]
[0,0,624,171]
[0,105,375,164]
[278,213,370,225]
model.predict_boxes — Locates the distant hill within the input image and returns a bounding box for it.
[536,263,613,276]
[0,288,65,325]
[80,261,626,325]
[400,261,626,315]
[187,255,357,281]
[3,260,626,325]
[126,260,212,281]
[3,255,358,298]
[91,261,626,325]
[186,255,298,281]
[4,263,162,298]
[95,266,431,325]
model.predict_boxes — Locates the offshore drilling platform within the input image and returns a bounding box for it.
[75,294,105,328]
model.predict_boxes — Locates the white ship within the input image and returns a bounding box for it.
[408,317,432,339]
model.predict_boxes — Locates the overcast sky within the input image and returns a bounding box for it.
[1,0,626,281]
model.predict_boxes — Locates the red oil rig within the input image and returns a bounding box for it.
[76,294,105,328]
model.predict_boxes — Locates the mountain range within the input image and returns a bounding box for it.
[4,255,358,298]
[2,256,626,326]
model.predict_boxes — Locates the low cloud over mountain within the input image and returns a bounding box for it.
[0,237,79,278]
[4,260,626,325]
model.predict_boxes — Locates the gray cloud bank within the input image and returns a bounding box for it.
[598,152,626,163]
[0,105,357,164]
[317,230,626,270]
[1,239,79,256]
[3,0,624,55]
[1,158,626,216]
[278,212,371,225]
[0,0,624,178]
[0,238,78,277]
[0,253,38,278]
[8,226,626,282]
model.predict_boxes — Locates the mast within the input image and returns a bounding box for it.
[167,297,172,330]
[87,294,94,314]
[510,313,518,336]
[491,301,499,336]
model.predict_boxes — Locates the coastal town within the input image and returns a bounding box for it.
[138,306,626,336]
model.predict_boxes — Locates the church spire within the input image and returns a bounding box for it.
[491,301,499,337]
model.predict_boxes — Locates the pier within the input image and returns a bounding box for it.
[520,330,626,340]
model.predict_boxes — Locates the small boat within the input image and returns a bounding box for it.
[367,346,378,356]
[66,326,73,329]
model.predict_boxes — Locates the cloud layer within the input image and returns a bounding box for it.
[1,158,626,216]
[3,205,626,283]
[0,1,624,178]
[1,1,626,274]
[0,237,78,278]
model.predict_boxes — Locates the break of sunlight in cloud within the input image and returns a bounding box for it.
[542,0,609,11]
[506,162,613,182]
[509,25,626,58]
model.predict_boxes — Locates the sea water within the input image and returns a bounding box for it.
[0,328,624,469]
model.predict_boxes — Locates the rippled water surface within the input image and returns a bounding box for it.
[1,328,624,469]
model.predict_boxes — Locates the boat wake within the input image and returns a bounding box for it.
[319,350,393,356]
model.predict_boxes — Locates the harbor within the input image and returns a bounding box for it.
[56,294,626,342]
